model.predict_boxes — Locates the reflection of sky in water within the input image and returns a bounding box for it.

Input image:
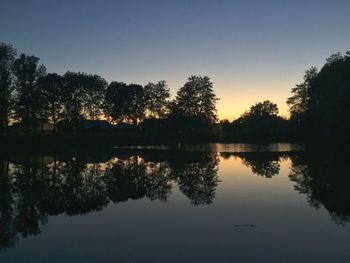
[0,146,349,262]
[115,143,305,152]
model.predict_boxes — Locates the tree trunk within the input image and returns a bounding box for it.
[0,160,9,178]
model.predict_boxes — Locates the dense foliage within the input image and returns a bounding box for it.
[221,100,289,142]
[0,43,16,133]
[287,51,350,140]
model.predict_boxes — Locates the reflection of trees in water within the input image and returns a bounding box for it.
[104,156,172,202]
[221,152,282,178]
[171,153,220,206]
[221,151,350,226]
[0,152,219,249]
[2,150,350,249]
[0,158,48,249]
[242,158,280,178]
[289,153,350,225]
[232,150,350,225]
[0,161,19,249]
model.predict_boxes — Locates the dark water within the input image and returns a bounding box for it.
[0,143,349,262]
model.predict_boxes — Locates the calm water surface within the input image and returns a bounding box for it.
[0,143,349,262]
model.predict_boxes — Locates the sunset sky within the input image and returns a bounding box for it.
[1,0,350,120]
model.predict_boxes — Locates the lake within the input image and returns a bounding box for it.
[0,143,349,262]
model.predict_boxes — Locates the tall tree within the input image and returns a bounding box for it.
[287,67,318,122]
[12,54,46,133]
[0,43,16,134]
[81,74,107,120]
[174,75,218,123]
[308,51,350,133]
[61,72,85,126]
[288,50,350,139]
[104,82,145,124]
[144,80,170,118]
[62,72,107,128]
[37,73,64,132]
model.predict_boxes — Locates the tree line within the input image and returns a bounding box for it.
[0,42,218,134]
[1,42,349,142]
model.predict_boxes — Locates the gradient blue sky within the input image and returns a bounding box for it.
[1,0,350,119]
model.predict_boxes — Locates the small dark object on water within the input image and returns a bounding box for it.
[234,224,256,227]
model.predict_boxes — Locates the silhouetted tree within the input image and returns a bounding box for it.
[243,100,278,118]
[81,74,107,120]
[61,72,107,129]
[104,82,145,124]
[12,54,46,133]
[287,67,318,123]
[37,73,64,132]
[0,43,16,134]
[173,75,218,123]
[287,50,350,141]
[308,51,350,137]
[230,101,288,141]
[144,80,170,118]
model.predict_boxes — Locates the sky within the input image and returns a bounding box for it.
[1,0,350,120]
